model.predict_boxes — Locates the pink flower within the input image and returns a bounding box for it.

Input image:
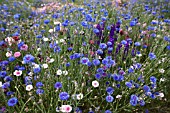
[60,105,72,113]
[20,44,28,51]
[14,52,21,58]
[13,70,22,76]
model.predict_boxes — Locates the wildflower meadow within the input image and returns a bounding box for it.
[0,0,170,113]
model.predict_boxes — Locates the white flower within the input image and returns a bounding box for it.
[116,95,122,99]
[56,40,59,44]
[42,64,48,69]
[57,69,62,75]
[37,48,41,51]
[49,29,54,33]
[159,69,165,73]
[28,72,33,76]
[26,85,33,91]
[62,71,68,75]
[13,70,22,76]
[160,78,165,82]
[6,51,12,57]
[76,93,83,100]
[0,81,2,87]
[60,39,65,43]
[92,80,99,88]
[60,105,72,113]
[49,58,55,63]
[54,21,61,25]
[43,37,49,42]
[159,93,164,98]
[33,64,40,68]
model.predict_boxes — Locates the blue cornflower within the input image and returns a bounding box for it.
[164,36,170,42]
[125,82,133,88]
[85,14,93,22]
[96,49,103,55]
[4,76,13,82]
[23,54,35,64]
[33,67,41,74]
[143,85,150,92]
[150,33,156,38]
[44,19,50,24]
[128,67,134,73]
[54,82,62,89]
[130,21,136,27]
[7,97,18,106]
[139,100,145,106]
[8,56,15,62]
[149,52,156,60]
[36,89,44,95]
[105,110,112,113]
[106,95,114,103]
[130,94,138,106]
[59,92,70,100]
[150,76,157,84]
[95,73,101,80]
[81,21,88,27]
[93,28,99,34]
[0,71,7,78]
[14,14,20,19]
[106,87,114,94]
[92,59,100,66]
[121,40,127,45]
[6,91,14,96]
[134,42,141,46]
[36,34,42,38]
[36,82,43,88]
[107,41,112,46]
[134,63,142,69]
[99,43,107,49]
[80,57,89,65]
[166,45,170,50]
[54,46,61,53]
[2,82,10,89]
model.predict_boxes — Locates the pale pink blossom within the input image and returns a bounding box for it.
[14,52,21,58]
[20,44,28,51]
[13,70,22,76]
[60,105,72,113]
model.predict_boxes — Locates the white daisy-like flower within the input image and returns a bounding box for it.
[76,93,83,100]
[56,40,59,44]
[57,69,62,75]
[60,105,72,113]
[160,78,165,82]
[26,84,33,91]
[37,48,41,51]
[13,70,22,76]
[42,64,48,69]
[92,80,99,88]
[62,70,68,75]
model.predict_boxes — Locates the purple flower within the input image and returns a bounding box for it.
[36,82,43,88]
[59,92,70,100]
